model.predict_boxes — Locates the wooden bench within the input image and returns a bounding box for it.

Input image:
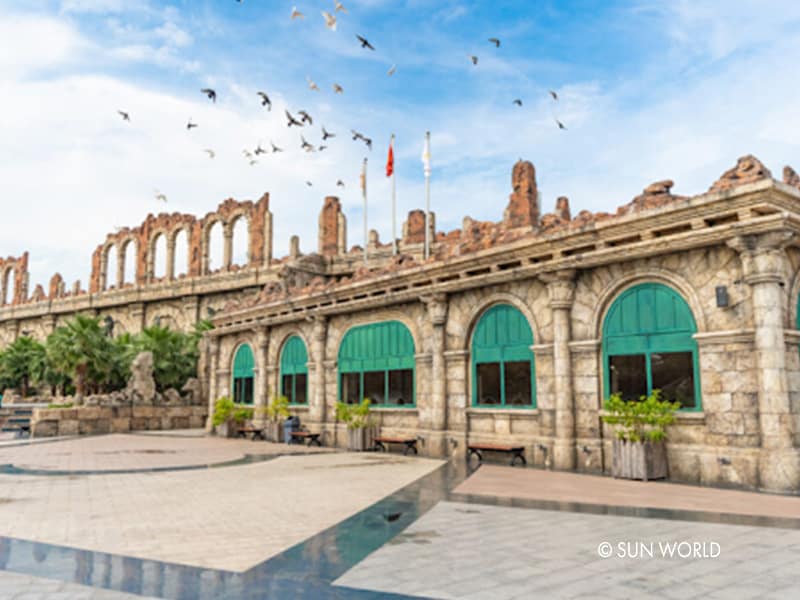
[289,431,322,446]
[468,443,526,466]
[236,427,265,441]
[373,437,418,456]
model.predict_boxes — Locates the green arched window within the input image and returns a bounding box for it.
[280,335,308,405]
[232,344,255,405]
[338,321,415,406]
[472,304,535,407]
[603,283,700,409]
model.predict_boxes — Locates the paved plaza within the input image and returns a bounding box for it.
[0,434,798,598]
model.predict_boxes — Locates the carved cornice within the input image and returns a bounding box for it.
[692,329,754,346]
[540,270,577,309]
[530,343,554,356]
[569,339,601,353]
[727,230,796,286]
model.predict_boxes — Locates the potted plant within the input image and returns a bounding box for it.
[212,396,253,438]
[602,390,680,481]
[335,398,373,451]
[263,394,290,442]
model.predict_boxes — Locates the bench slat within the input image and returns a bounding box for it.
[468,443,523,452]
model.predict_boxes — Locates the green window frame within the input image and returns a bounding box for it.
[471,304,536,408]
[232,343,255,405]
[280,335,309,405]
[337,321,416,407]
[602,283,701,410]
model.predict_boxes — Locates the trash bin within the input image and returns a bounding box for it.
[283,416,300,445]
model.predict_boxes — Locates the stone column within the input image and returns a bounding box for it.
[223,228,233,269]
[423,294,448,456]
[254,327,269,412]
[116,243,125,288]
[166,236,176,281]
[310,316,328,425]
[541,270,577,470]
[728,232,799,492]
[205,336,220,431]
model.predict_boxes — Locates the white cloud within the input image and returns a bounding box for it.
[0,14,86,76]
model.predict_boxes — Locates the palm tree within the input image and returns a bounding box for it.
[46,315,115,396]
[0,336,47,396]
[131,325,199,392]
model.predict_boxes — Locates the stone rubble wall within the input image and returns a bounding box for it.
[31,405,208,437]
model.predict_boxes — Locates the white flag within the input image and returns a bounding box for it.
[421,132,431,177]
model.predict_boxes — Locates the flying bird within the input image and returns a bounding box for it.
[117,110,130,121]
[200,88,216,102]
[555,119,567,130]
[363,136,373,151]
[322,11,337,30]
[203,149,215,158]
[285,110,303,127]
[549,90,558,101]
[513,99,523,106]
[291,6,304,19]
[249,159,258,166]
[186,119,198,130]
[318,145,327,152]
[488,38,500,48]
[469,55,478,65]
[356,35,375,50]
[298,110,313,125]
[307,76,320,92]
[306,181,313,187]
[351,129,365,141]
[322,126,335,140]
[257,91,272,109]
[254,144,267,155]
[336,179,345,187]
[387,64,396,76]
[242,149,254,159]
[271,141,283,153]
[332,83,344,94]
[154,190,167,203]
[301,136,315,152]
[334,0,347,12]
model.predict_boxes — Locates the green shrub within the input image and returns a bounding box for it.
[47,402,74,409]
[212,397,235,427]
[602,390,680,443]
[264,394,290,422]
[335,398,372,430]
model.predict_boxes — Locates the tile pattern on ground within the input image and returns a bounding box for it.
[0,569,159,599]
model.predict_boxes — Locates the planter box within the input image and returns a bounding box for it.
[215,421,238,438]
[612,439,668,481]
[265,421,283,443]
[347,426,378,451]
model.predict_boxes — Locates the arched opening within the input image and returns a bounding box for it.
[174,229,189,278]
[121,240,137,286]
[231,216,250,267]
[280,335,309,405]
[338,321,415,406]
[105,246,118,290]
[471,304,535,407]
[232,343,255,404]
[207,221,224,273]
[602,283,700,409]
[2,269,13,305]
[152,233,167,280]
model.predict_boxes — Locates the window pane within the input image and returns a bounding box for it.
[294,374,308,404]
[341,373,360,404]
[388,369,413,405]
[504,361,532,406]
[364,371,386,405]
[609,355,647,401]
[281,374,294,403]
[242,377,254,404]
[476,363,501,405]
[651,352,695,408]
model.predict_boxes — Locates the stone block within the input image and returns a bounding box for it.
[112,407,132,418]
[133,407,156,418]
[31,420,58,438]
[130,417,148,430]
[111,418,130,433]
[79,407,102,420]
[707,413,745,435]
[189,416,205,428]
[149,417,162,430]
[732,392,758,412]
[58,420,80,436]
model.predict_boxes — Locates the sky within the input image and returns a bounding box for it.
[1,0,800,291]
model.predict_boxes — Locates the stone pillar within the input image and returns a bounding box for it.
[116,243,126,288]
[422,294,448,456]
[206,337,220,431]
[254,327,269,412]
[728,232,800,492]
[129,303,146,333]
[541,270,577,470]
[166,236,176,281]
[310,316,328,425]
[223,228,233,269]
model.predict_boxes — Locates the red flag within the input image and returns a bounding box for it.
[386,137,394,177]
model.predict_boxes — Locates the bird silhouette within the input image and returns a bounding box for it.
[254,144,266,155]
[117,110,130,121]
[201,88,216,102]
[301,136,315,152]
[336,179,345,187]
[333,83,344,94]
[307,76,320,92]
[271,141,283,153]
[334,0,347,12]
[387,64,397,76]
[203,149,215,158]
[186,119,198,130]
[285,110,303,127]
[469,55,478,65]
[555,119,567,130]
[318,145,327,152]
[291,6,304,19]
[322,126,335,140]
[257,92,272,109]
[351,129,365,141]
[356,35,375,50]
[363,137,373,151]
[306,181,313,187]
[488,38,500,48]
[322,11,337,30]
[154,190,167,203]
[549,90,558,101]
[242,149,254,159]
[513,99,523,106]
[249,159,258,166]
[298,110,313,125]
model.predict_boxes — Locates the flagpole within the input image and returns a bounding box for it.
[391,134,397,256]
[362,157,368,265]
[424,131,431,260]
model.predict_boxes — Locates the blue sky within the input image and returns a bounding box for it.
[2,1,800,290]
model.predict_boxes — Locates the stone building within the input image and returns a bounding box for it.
[207,155,800,494]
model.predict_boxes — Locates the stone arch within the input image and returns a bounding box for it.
[120,238,137,286]
[592,270,708,338]
[172,227,190,278]
[104,243,118,291]
[230,340,256,404]
[271,329,312,368]
[2,267,13,305]
[204,219,225,274]
[462,292,542,351]
[230,214,250,267]
[150,231,168,280]
[326,310,424,360]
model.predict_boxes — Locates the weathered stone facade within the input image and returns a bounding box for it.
[206,156,800,494]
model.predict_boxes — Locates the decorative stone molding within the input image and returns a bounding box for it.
[540,270,577,309]
[693,329,755,346]
[727,231,795,286]
[444,349,469,362]
[466,407,539,418]
[415,353,433,364]
[531,343,554,356]
[421,293,448,326]
[568,339,601,353]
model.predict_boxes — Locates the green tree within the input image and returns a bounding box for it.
[129,325,201,392]
[0,336,47,396]
[46,315,115,395]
